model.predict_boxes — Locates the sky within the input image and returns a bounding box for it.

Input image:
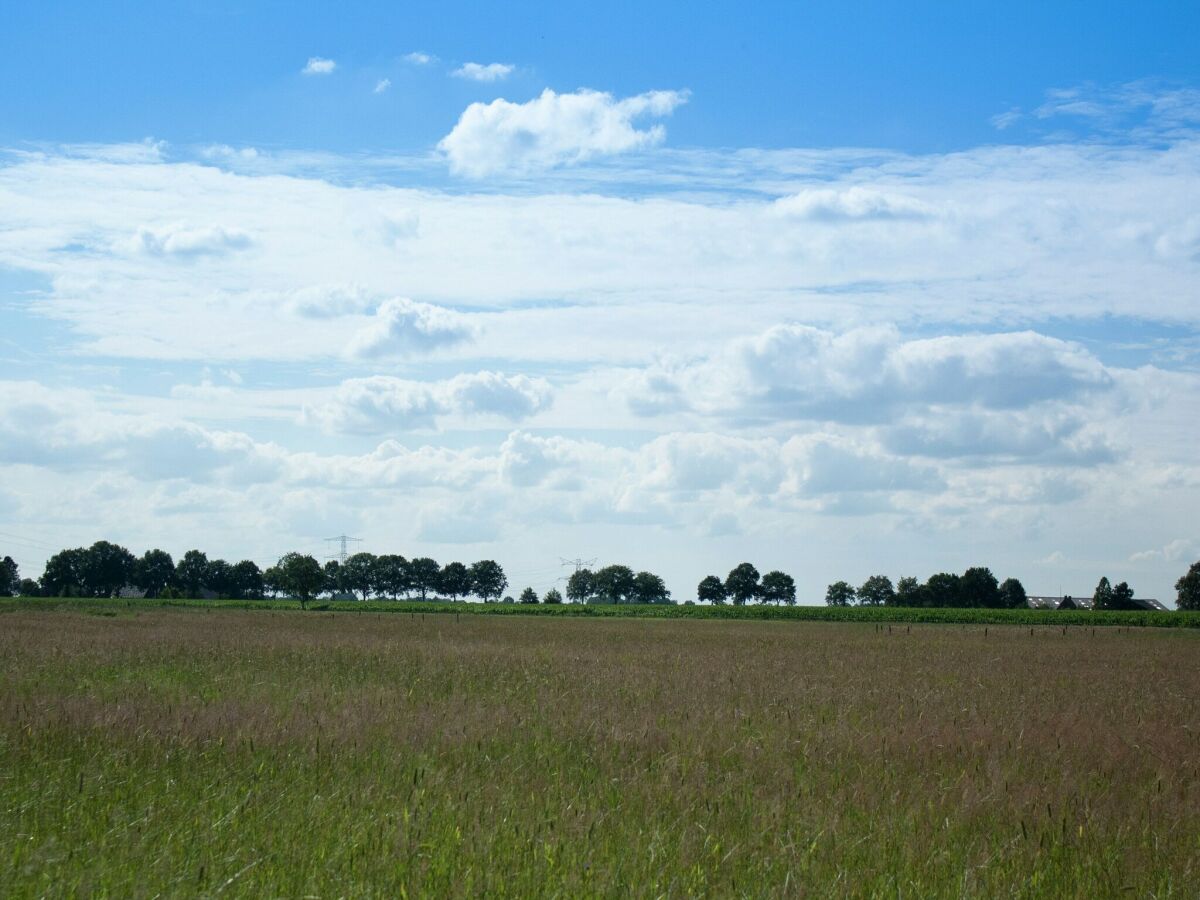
[1,1,1199,604]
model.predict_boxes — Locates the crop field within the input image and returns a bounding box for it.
[2,609,1199,897]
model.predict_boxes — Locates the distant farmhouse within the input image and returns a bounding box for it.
[1026,595,1168,611]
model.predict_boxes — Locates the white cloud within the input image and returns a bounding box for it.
[404,51,434,65]
[303,372,552,434]
[991,108,1022,130]
[624,325,1115,432]
[374,78,391,94]
[773,187,933,222]
[344,297,474,359]
[438,87,689,176]
[302,57,336,75]
[452,62,514,83]
[128,223,253,258]
[1130,539,1199,563]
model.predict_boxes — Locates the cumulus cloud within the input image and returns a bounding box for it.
[773,187,933,222]
[438,87,689,176]
[302,57,336,75]
[1130,538,1199,563]
[129,224,253,257]
[625,325,1114,430]
[344,297,474,358]
[452,62,514,82]
[304,372,552,434]
[285,284,377,319]
[404,51,434,65]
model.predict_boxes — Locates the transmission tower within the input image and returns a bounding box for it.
[560,557,597,573]
[325,534,363,565]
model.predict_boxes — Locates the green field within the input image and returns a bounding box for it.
[2,607,1199,896]
[5,594,1198,628]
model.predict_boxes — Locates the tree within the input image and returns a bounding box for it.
[857,574,894,607]
[275,553,324,609]
[592,565,636,603]
[697,575,727,605]
[469,559,507,602]
[1112,581,1135,610]
[342,552,378,601]
[176,550,210,598]
[543,588,564,605]
[133,549,175,598]
[80,541,135,597]
[438,562,472,601]
[998,577,1028,609]
[374,555,410,599]
[263,565,284,598]
[17,578,40,597]
[1176,561,1200,611]
[895,576,921,606]
[760,570,796,605]
[41,548,85,596]
[825,581,855,606]
[408,557,440,601]
[725,563,761,606]
[321,560,344,597]
[0,555,18,596]
[231,560,264,600]
[206,559,234,598]
[632,571,671,604]
[519,586,539,604]
[923,573,962,608]
[1093,576,1115,610]
[565,568,594,604]
[960,567,1000,608]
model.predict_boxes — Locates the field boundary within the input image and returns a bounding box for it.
[2,595,1197,627]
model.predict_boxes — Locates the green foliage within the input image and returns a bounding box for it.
[438,562,472,601]
[518,587,539,604]
[133,549,175,598]
[825,580,855,607]
[960,566,1000,608]
[408,557,440,601]
[275,553,324,609]
[632,571,671,604]
[175,549,210,598]
[542,588,563,605]
[725,563,760,606]
[341,552,378,601]
[1177,561,1200,611]
[0,555,17,597]
[592,565,635,603]
[697,574,727,605]
[469,559,506,602]
[1093,576,1115,610]
[565,568,593,604]
[760,570,796,605]
[857,574,894,607]
[998,577,1027,609]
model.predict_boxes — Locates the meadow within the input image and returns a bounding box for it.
[2,607,1198,897]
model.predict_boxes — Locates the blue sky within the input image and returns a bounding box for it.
[1,1,1199,604]
[4,1,1197,152]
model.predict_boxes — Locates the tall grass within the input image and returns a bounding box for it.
[2,610,1198,896]
[4,595,1198,628]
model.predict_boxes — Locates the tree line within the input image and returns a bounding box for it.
[694,563,797,605]
[0,543,675,610]
[822,568,1028,608]
[5,545,1200,610]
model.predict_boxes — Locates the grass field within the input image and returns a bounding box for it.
[2,609,1198,896]
[5,594,1199,628]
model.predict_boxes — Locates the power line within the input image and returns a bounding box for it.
[560,557,597,573]
[324,535,362,565]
